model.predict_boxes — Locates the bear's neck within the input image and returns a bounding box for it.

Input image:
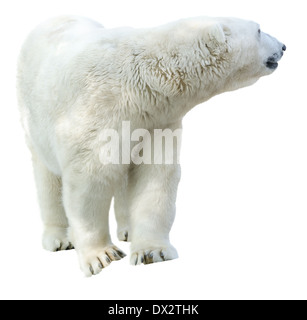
[120,24,235,125]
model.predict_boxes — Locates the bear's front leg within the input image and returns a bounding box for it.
[128,164,181,265]
[62,168,126,276]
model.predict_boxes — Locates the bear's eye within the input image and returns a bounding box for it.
[258,29,261,35]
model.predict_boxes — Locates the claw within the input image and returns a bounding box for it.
[97,258,104,269]
[124,232,128,242]
[115,249,126,259]
[112,250,121,260]
[160,250,165,261]
[89,265,94,275]
[144,252,153,264]
[55,244,62,252]
[67,243,74,250]
[106,252,112,261]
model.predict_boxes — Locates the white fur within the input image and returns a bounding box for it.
[17,15,285,276]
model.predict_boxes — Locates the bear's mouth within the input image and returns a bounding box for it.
[266,61,278,70]
[266,56,279,70]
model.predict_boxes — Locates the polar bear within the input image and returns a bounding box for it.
[17,16,286,276]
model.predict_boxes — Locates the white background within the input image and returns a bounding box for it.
[0,0,306,300]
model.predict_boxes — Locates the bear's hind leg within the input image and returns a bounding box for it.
[32,153,73,252]
[114,174,131,242]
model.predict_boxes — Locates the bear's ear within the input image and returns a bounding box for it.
[200,22,230,55]
[206,22,226,44]
[202,22,228,48]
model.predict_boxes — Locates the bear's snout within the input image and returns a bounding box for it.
[266,43,286,70]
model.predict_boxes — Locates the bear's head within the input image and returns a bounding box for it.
[205,17,286,93]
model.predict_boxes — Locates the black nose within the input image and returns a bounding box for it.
[282,44,287,51]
